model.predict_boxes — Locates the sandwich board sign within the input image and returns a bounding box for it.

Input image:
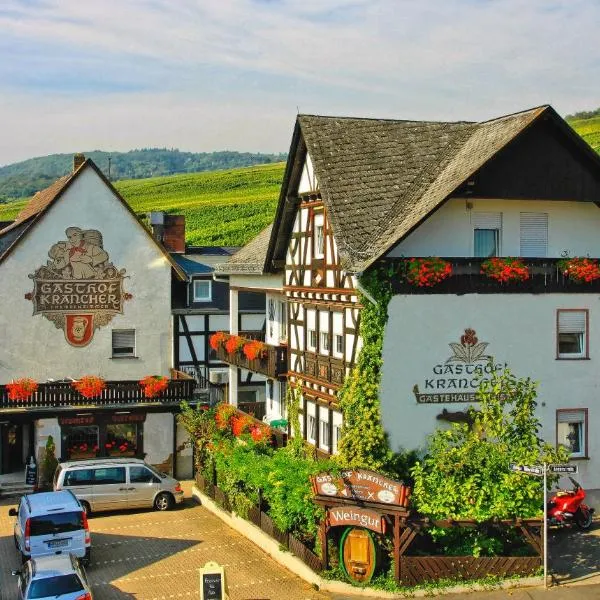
[199,561,227,600]
[548,464,578,474]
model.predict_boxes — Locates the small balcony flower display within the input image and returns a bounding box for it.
[72,375,106,399]
[231,413,254,437]
[139,375,169,398]
[481,257,530,283]
[242,340,268,361]
[224,334,244,355]
[405,257,452,287]
[209,331,227,351]
[6,378,38,401]
[558,257,600,283]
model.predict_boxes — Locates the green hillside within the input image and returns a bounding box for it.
[0,163,285,247]
[568,116,600,154]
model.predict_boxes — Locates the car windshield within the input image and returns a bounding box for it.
[28,574,83,598]
[30,511,83,536]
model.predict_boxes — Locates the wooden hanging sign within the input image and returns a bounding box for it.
[328,506,386,534]
[311,469,410,507]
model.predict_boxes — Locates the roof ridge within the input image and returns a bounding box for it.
[298,114,475,125]
[477,104,549,126]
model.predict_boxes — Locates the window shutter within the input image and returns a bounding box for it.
[473,212,502,229]
[557,410,585,423]
[558,311,586,333]
[112,330,135,348]
[520,212,548,257]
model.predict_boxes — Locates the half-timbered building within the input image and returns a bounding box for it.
[223,105,600,502]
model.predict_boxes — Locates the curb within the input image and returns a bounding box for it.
[191,486,544,598]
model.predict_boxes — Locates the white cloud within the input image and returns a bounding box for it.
[0,0,599,164]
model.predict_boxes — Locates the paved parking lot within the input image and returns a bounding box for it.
[0,483,329,600]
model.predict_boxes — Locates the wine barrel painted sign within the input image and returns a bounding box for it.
[340,527,377,583]
[311,469,410,507]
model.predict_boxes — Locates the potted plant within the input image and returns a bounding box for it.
[139,375,169,398]
[405,257,452,287]
[242,340,268,361]
[72,375,106,399]
[481,257,529,283]
[6,378,38,401]
[558,257,600,283]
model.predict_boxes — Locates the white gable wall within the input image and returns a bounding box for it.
[388,198,600,258]
[0,167,173,382]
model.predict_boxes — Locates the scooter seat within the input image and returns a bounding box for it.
[555,491,574,497]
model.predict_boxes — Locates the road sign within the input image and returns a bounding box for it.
[548,464,578,474]
[509,463,544,476]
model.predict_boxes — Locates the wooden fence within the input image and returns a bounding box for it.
[195,472,323,573]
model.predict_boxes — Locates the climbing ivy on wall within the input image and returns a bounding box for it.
[336,267,394,471]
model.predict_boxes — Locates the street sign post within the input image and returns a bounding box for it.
[509,463,548,588]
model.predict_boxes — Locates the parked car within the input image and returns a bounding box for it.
[9,490,91,565]
[53,458,184,514]
[12,553,92,600]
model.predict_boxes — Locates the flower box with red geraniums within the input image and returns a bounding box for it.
[242,340,268,361]
[215,403,236,430]
[209,331,227,351]
[250,423,271,443]
[6,378,38,401]
[481,257,530,283]
[139,375,169,398]
[72,375,106,399]
[224,335,244,355]
[405,257,452,287]
[105,440,136,456]
[558,257,600,284]
[230,414,254,437]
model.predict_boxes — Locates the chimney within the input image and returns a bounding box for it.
[162,215,186,253]
[149,211,165,243]
[73,153,86,172]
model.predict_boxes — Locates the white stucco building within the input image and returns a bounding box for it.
[0,156,196,480]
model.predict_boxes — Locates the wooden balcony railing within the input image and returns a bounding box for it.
[383,257,600,294]
[214,336,287,379]
[304,354,346,387]
[0,378,195,411]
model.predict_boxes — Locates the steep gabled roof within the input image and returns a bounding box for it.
[0,159,186,280]
[265,104,598,274]
[214,224,273,275]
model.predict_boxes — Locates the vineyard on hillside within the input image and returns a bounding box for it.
[569,116,600,154]
[0,163,285,247]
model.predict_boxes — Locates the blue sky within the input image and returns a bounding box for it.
[0,0,598,165]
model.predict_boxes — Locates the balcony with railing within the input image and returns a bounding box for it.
[212,333,287,379]
[384,257,600,294]
[0,373,197,412]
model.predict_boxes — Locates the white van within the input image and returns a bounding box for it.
[9,491,90,565]
[54,458,184,514]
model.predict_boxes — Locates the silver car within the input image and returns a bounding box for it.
[12,554,92,600]
[53,458,184,515]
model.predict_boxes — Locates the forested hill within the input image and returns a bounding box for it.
[0,149,286,200]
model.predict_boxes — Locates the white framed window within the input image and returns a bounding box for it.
[314,213,325,259]
[320,332,330,353]
[112,329,135,357]
[520,212,548,257]
[557,310,588,359]
[320,420,330,450]
[193,279,212,302]
[336,335,344,354]
[278,300,287,343]
[473,212,502,257]
[307,415,317,443]
[557,409,587,458]
[308,329,317,350]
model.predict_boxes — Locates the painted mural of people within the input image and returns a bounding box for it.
[48,227,109,279]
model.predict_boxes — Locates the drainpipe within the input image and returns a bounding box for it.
[354,273,378,306]
[172,413,177,479]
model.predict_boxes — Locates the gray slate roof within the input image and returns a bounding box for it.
[297,106,546,272]
[214,224,273,275]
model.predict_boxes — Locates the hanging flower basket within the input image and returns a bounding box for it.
[242,340,268,361]
[209,331,227,351]
[72,375,106,399]
[6,378,38,401]
[405,257,452,287]
[558,257,600,283]
[139,375,169,398]
[224,335,244,355]
[481,257,530,283]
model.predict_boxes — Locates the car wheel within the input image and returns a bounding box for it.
[81,501,91,517]
[154,492,174,511]
[575,508,593,530]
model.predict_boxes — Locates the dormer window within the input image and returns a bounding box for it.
[473,212,502,257]
[193,279,211,302]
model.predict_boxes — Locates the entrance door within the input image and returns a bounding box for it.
[1,424,23,474]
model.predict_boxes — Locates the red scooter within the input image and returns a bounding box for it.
[547,477,595,530]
